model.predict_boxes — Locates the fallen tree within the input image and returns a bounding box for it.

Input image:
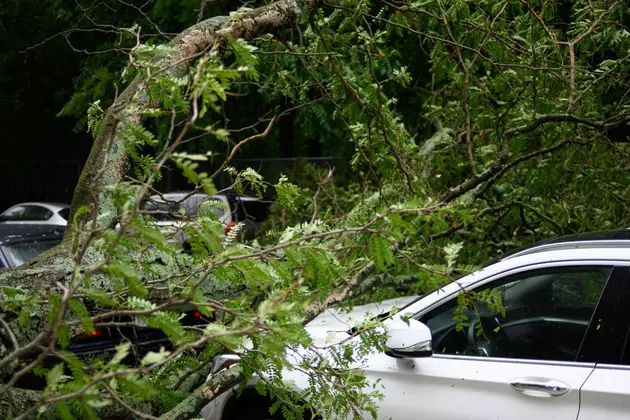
[1,0,629,418]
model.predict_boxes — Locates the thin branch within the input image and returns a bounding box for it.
[476,138,571,198]
[0,317,18,350]
[208,114,279,180]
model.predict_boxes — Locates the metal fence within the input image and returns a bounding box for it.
[159,156,350,196]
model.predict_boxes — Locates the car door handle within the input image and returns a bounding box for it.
[509,379,569,396]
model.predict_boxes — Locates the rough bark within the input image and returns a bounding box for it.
[159,367,244,420]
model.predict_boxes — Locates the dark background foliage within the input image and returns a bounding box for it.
[0,0,354,210]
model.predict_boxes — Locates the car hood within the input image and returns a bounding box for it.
[304,296,419,346]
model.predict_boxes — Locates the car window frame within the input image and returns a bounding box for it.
[410,260,626,365]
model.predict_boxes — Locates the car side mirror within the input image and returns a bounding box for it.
[386,318,433,358]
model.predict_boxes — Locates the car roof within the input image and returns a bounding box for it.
[4,202,69,211]
[482,229,630,267]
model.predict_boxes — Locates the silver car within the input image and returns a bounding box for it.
[144,192,270,245]
[0,202,70,226]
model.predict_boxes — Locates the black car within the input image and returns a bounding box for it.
[0,224,64,268]
[0,224,212,388]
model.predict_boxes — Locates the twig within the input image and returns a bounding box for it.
[0,317,18,350]
[208,114,279,180]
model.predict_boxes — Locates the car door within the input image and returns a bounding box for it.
[577,265,630,420]
[363,263,622,420]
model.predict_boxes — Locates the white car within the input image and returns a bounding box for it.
[0,202,70,226]
[203,229,630,420]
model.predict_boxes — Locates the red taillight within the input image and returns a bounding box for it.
[224,221,237,235]
[194,310,202,318]
[81,328,103,339]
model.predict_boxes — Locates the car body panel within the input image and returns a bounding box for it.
[578,364,630,420]
[361,354,594,420]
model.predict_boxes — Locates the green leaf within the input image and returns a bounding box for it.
[58,326,70,349]
[84,288,118,307]
[141,347,170,366]
[56,401,75,420]
[102,263,147,297]
[109,342,132,366]
[370,235,394,272]
[133,221,168,248]
[46,363,65,390]
[68,299,93,334]
[444,242,463,268]
[275,174,300,209]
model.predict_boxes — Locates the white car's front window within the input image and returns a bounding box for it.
[420,266,611,362]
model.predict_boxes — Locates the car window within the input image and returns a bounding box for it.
[420,266,611,362]
[200,199,225,218]
[0,205,53,221]
[23,205,53,220]
[145,199,185,221]
[185,196,226,218]
[1,239,61,267]
[184,196,201,217]
[0,206,27,221]
[58,208,70,221]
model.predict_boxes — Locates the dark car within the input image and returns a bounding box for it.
[0,224,65,268]
[16,307,213,389]
[0,224,212,389]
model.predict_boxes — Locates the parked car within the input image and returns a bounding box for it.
[0,202,70,226]
[0,224,213,390]
[0,224,64,268]
[203,229,630,420]
[144,192,270,245]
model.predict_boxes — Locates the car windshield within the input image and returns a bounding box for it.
[145,201,186,221]
[2,240,60,267]
[145,197,225,221]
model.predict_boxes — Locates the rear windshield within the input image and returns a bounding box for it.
[2,239,60,267]
[145,196,225,221]
[232,199,270,221]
